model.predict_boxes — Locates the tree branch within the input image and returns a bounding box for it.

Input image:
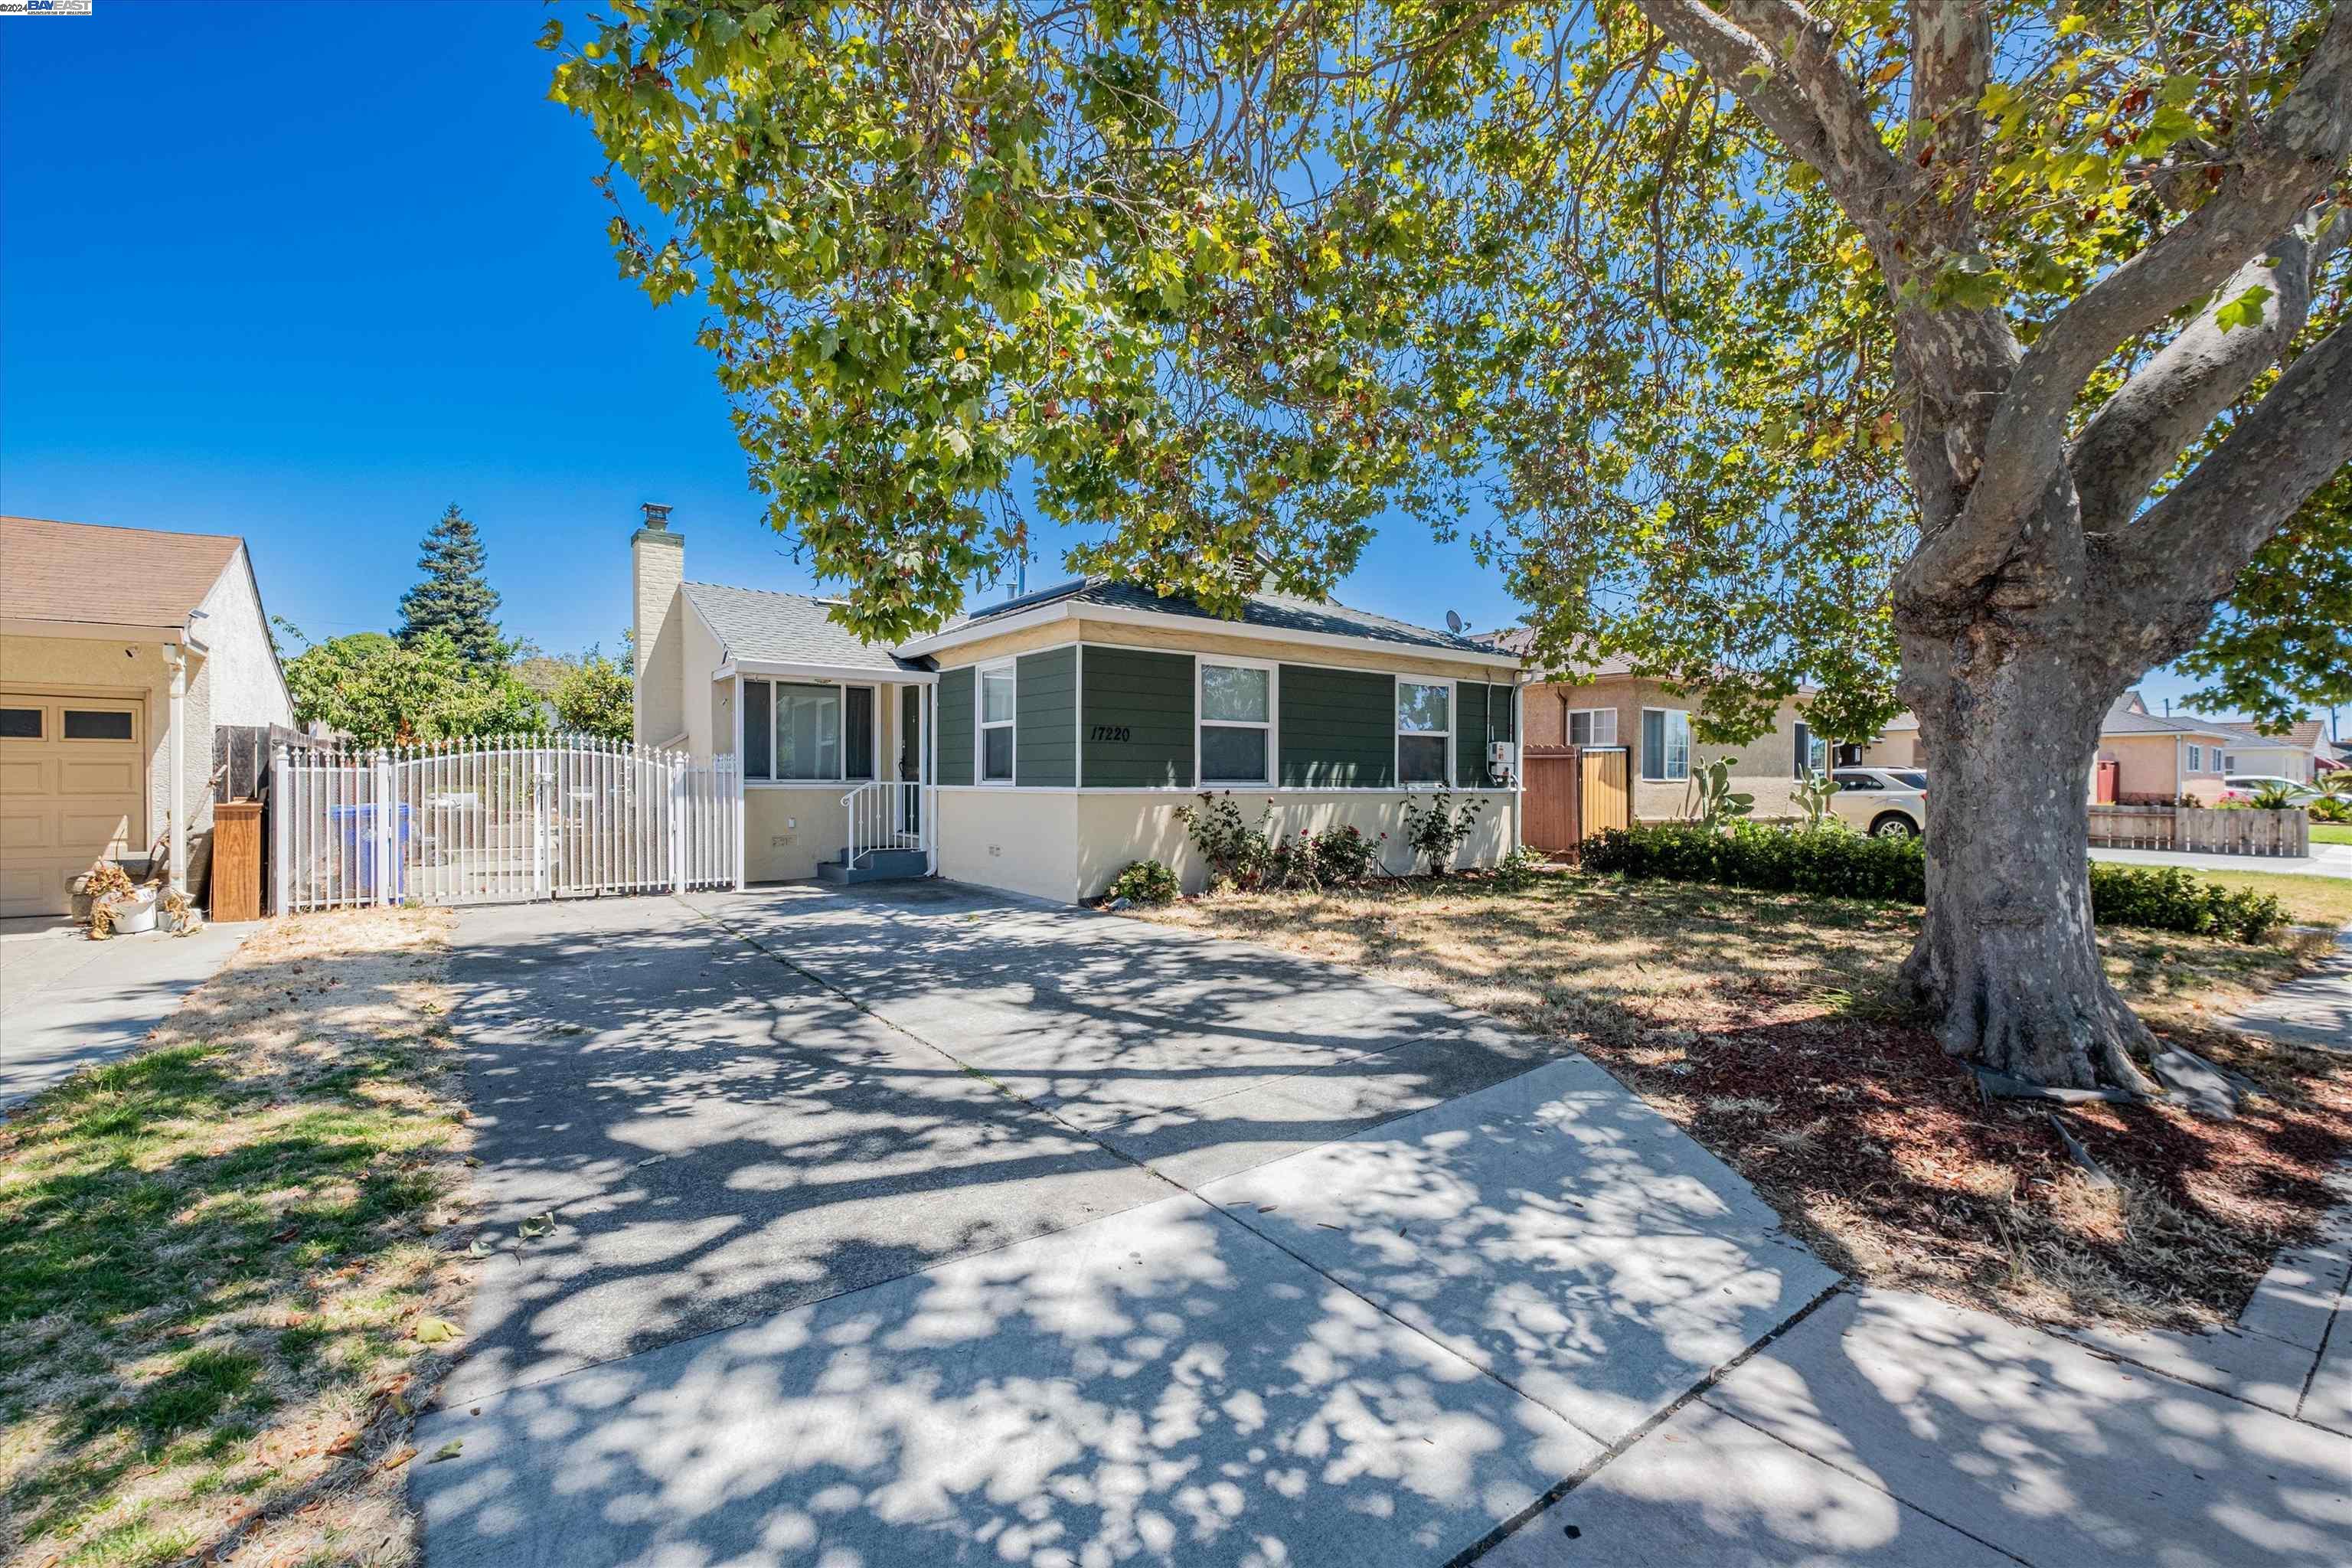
[1920,6,2352,590]
[2100,315,2352,665]
[1629,0,1910,256]
[1906,0,1989,240]
[2074,207,2343,536]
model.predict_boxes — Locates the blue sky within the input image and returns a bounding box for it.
[0,1,2210,710]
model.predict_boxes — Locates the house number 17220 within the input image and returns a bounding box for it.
[1089,724,1131,743]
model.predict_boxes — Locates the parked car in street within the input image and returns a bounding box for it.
[1828,766,1928,838]
[2219,775,2307,802]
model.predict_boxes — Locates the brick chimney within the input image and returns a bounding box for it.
[632,503,684,746]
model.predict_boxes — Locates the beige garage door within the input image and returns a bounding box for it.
[0,694,145,918]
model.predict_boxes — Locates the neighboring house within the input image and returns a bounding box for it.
[2092,691,2260,804]
[631,508,1524,900]
[2203,717,2331,786]
[1,514,294,916]
[1479,632,1849,822]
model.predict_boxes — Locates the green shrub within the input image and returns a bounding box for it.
[1270,823,1384,890]
[1401,790,1485,875]
[1106,860,1179,906]
[1581,822,2285,942]
[1171,792,1276,890]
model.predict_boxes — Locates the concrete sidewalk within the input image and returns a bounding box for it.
[2089,842,2352,879]
[0,920,251,1110]
[2228,928,2352,1052]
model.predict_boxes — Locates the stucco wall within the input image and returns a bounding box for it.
[1525,677,1819,822]
[681,606,727,757]
[195,547,295,728]
[1073,789,1514,899]
[744,786,849,882]
[2100,733,2181,801]
[936,787,1080,902]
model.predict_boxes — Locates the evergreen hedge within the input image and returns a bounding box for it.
[1581,824,2285,942]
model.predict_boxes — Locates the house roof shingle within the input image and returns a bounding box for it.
[1,514,243,630]
[681,581,925,673]
[949,577,1505,658]
[2207,717,2328,750]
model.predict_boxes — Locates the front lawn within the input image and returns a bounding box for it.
[2186,866,2352,927]
[1130,873,2352,1333]
[0,910,473,1568]
[2310,822,2352,846]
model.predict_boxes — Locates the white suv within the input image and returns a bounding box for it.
[1826,768,1928,838]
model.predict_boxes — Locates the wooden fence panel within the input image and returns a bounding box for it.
[1522,747,1582,855]
[2086,804,2308,857]
[1581,749,1631,835]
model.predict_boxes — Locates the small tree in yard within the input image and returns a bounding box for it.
[553,650,634,742]
[554,3,2351,1093]
[398,504,505,666]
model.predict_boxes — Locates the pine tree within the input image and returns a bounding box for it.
[397,504,504,665]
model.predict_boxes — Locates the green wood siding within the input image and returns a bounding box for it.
[1082,646,1194,787]
[937,666,974,786]
[1279,665,1395,788]
[1453,681,1516,789]
[1015,646,1077,787]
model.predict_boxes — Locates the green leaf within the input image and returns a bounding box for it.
[2212,284,2272,333]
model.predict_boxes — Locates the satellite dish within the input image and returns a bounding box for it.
[1445,609,1466,634]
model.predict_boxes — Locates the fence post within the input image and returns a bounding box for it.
[669,751,688,894]
[372,748,394,906]
[271,743,291,916]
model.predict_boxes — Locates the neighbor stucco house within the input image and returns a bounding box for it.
[630,508,1524,900]
[2202,717,2333,786]
[2092,691,2272,803]
[1,514,294,916]
[1481,634,1857,822]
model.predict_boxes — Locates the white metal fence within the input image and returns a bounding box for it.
[274,735,741,913]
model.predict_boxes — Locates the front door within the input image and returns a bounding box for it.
[898,686,922,836]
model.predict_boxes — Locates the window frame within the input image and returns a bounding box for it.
[1641,707,1692,782]
[1792,720,1829,780]
[1395,678,1455,789]
[1566,706,1616,749]
[1194,655,1278,786]
[2186,743,2203,773]
[844,684,877,782]
[976,659,1017,786]
[0,705,45,740]
[769,681,846,782]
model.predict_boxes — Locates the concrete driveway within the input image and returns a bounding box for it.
[414,883,2347,1568]
[1,918,251,1110]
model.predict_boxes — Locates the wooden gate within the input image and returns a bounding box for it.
[1580,747,1630,835]
[1521,746,1632,856]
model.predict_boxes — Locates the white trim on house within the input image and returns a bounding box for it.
[1195,654,1279,788]
[1395,676,1455,789]
[1641,707,1693,782]
[897,597,1521,671]
[713,658,937,685]
[1565,706,1616,747]
[976,658,1017,786]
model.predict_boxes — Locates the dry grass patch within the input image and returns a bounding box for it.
[1133,873,2352,1332]
[0,909,476,1568]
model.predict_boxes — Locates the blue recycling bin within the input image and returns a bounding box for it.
[328,802,411,899]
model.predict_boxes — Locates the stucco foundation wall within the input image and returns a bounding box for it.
[936,788,1080,902]
[1072,789,1514,899]
[744,787,848,882]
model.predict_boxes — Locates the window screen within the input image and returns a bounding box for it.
[1642,710,1690,780]
[845,687,876,781]
[775,684,841,780]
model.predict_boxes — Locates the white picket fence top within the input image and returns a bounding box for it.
[273,733,742,912]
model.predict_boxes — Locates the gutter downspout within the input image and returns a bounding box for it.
[164,643,188,893]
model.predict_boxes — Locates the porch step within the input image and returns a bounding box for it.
[815,848,929,885]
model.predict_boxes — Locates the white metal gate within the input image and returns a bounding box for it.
[273,735,741,913]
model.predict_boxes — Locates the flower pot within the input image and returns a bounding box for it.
[103,890,158,936]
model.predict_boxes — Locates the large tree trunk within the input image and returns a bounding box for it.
[1894,620,2160,1096]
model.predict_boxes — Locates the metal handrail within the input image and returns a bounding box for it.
[841,779,923,868]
